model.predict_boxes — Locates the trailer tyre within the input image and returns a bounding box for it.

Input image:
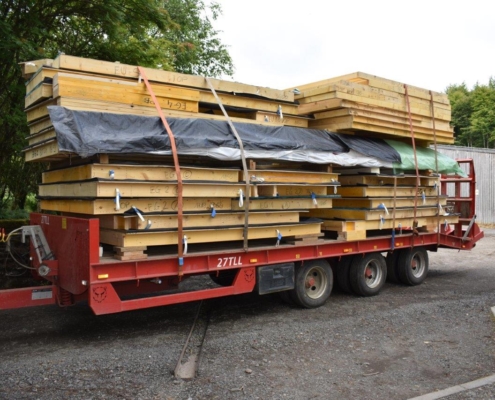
[349,253,387,296]
[332,256,354,294]
[386,251,401,283]
[397,247,429,286]
[290,260,333,308]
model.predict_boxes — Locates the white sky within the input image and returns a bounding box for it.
[211,0,495,93]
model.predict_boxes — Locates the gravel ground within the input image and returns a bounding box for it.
[0,230,494,400]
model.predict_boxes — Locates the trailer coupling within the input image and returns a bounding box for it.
[20,225,58,277]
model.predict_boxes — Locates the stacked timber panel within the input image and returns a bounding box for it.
[23,55,310,163]
[20,55,460,255]
[289,72,454,145]
[307,170,458,240]
[38,163,339,256]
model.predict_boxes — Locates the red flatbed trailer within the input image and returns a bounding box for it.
[0,160,484,315]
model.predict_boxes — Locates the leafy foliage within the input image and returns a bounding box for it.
[447,78,495,148]
[0,0,233,210]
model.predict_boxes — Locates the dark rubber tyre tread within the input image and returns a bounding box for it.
[397,247,429,286]
[290,260,333,308]
[386,251,401,284]
[349,252,387,297]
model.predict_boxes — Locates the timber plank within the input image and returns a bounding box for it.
[38,180,249,198]
[308,115,453,137]
[289,72,449,105]
[338,174,440,187]
[320,215,459,232]
[20,59,53,79]
[24,83,53,108]
[198,90,299,115]
[53,74,199,113]
[337,185,439,198]
[42,163,240,184]
[24,97,292,135]
[99,222,322,247]
[25,67,58,94]
[298,90,448,119]
[101,211,300,230]
[28,128,56,145]
[25,98,58,123]
[331,197,447,209]
[40,197,233,215]
[254,111,310,128]
[308,207,440,220]
[256,184,328,197]
[24,139,64,162]
[314,99,451,122]
[246,169,339,184]
[296,81,450,111]
[313,108,451,131]
[231,196,334,211]
[28,117,53,135]
[51,54,294,102]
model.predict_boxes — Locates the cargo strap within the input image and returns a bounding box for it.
[205,77,251,251]
[137,67,185,273]
[404,84,420,244]
[391,176,397,249]
[429,90,441,243]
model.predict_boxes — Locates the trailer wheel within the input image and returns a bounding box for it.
[332,256,354,294]
[386,251,401,283]
[290,260,333,308]
[209,270,237,286]
[397,247,429,286]
[349,253,387,296]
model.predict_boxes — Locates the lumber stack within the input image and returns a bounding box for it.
[307,169,458,240]
[19,55,461,255]
[37,162,340,256]
[22,54,307,162]
[289,72,454,145]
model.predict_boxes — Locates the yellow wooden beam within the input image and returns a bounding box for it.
[336,185,439,197]
[246,169,338,184]
[99,222,322,247]
[321,215,459,231]
[49,54,293,101]
[308,207,439,220]
[53,74,199,113]
[42,163,240,184]
[332,197,447,209]
[38,180,248,198]
[41,197,233,215]
[101,210,300,230]
[231,197,333,210]
[338,175,439,187]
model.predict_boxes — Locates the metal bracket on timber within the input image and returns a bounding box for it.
[404,84,421,245]
[204,76,251,251]
[137,66,185,274]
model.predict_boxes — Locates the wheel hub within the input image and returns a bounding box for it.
[306,277,316,288]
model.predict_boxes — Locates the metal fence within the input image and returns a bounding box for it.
[436,145,495,225]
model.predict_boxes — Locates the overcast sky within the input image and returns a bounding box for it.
[211,0,495,93]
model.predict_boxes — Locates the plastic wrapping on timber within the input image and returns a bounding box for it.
[386,139,467,176]
[331,133,401,163]
[47,107,396,167]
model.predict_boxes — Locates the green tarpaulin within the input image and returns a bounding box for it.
[386,139,466,177]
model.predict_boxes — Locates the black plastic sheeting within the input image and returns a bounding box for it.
[331,133,401,163]
[47,106,400,163]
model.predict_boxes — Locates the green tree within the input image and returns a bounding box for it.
[0,0,233,209]
[447,78,495,148]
